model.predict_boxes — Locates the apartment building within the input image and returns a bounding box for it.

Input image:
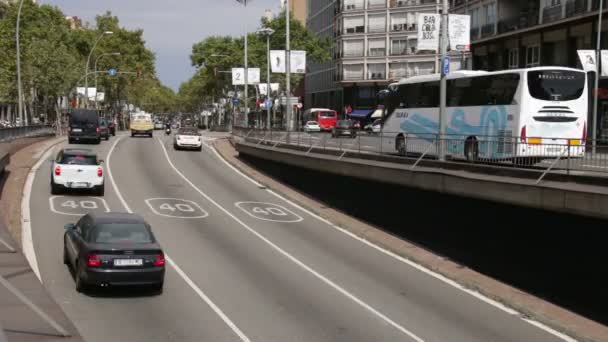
[450,0,608,138]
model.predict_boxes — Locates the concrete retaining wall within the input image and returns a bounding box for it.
[236,141,608,220]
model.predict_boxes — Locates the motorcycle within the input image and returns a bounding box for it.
[165,128,171,135]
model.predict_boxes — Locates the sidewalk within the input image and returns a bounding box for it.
[0,136,82,341]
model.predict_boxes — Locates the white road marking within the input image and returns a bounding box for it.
[162,139,424,341]
[106,137,250,342]
[22,139,63,281]
[235,201,303,223]
[48,196,110,216]
[205,141,578,342]
[581,164,608,169]
[144,197,209,219]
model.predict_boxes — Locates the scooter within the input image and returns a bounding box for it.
[165,128,171,135]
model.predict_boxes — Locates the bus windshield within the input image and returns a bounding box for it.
[527,70,585,101]
[319,111,337,118]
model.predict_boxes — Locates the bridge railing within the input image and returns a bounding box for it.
[232,128,608,179]
[0,125,55,143]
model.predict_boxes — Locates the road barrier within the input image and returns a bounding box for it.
[0,125,55,143]
[233,127,608,182]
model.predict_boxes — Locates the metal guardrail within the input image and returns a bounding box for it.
[233,128,608,181]
[0,125,55,143]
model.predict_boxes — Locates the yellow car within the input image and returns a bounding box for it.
[130,113,154,137]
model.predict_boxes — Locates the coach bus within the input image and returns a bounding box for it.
[380,67,587,163]
[302,108,338,131]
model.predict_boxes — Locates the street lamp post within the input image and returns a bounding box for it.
[286,0,292,142]
[16,0,25,126]
[257,28,275,131]
[235,0,249,128]
[85,31,113,108]
[593,0,604,154]
[94,52,120,109]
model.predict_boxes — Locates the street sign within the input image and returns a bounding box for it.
[232,98,240,106]
[108,69,117,76]
[265,100,273,108]
[442,56,450,75]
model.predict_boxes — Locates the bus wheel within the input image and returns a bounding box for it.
[464,138,478,162]
[396,135,406,156]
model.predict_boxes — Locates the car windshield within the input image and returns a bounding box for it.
[307,121,318,125]
[178,128,198,135]
[90,223,153,244]
[60,154,97,165]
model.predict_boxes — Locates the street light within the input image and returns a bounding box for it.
[592,1,604,154]
[16,0,26,126]
[235,0,249,128]
[94,52,121,108]
[257,27,275,130]
[85,31,113,108]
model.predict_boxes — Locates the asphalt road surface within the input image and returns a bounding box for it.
[26,131,573,342]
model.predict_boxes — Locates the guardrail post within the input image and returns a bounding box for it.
[567,141,571,176]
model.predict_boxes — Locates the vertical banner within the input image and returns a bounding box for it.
[577,50,597,72]
[448,14,471,51]
[290,51,306,73]
[417,13,440,52]
[270,50,286,73]
[247,68,260,84]
[601,50,608,77]
[232,68,244,85]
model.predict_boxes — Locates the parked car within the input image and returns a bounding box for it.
[364,119,382,134]
[68,109,100,144]
[303,121,321,133]
[98,118,110,140]
[51,148,104,195]
[154,121,165,130]
[63,212,165,293]
[174,127,202,151]
[331,120,357,138]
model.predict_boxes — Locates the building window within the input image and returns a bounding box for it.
[391,38,408,55]
[343,39,365,57]
[368,39,386,56]
[390,13,406,32]
[344,0,364,10]
[526,45,540,66]
[368,0,386,8]
[344,16,365,33]
[508,48,519,69]
[484,3,496,25]
[368,63,386,80]
[408,38,418,54]
[368,14,386,33]
[410,61,435,76]
[343,64,364,80]
[389,62,408,79]
[549,0,561,7]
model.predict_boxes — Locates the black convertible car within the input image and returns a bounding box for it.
[63,212,165,293]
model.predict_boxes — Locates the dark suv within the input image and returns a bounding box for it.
[98,118,110,140]
[69,109,101,144]
[332,120,357,138]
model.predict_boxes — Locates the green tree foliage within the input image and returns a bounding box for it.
[180,11,331,111]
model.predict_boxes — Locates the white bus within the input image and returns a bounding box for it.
[381,67,588,162]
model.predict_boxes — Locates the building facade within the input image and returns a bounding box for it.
[450,0,608,138]
[307,0,468,114]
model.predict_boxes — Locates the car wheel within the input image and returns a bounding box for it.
[197,146,202,152]
[68,138,75,144]
[152,282,164,295]
[95,184,105,196]
[396,135,406,156]
[75,263,87,293]
[131,132,135,137]
[464,138,479,162]
[95,138,101,145]
[51,180,61,195]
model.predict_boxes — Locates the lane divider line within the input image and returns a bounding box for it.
[22,138,65,281]
[106,137,250,342]
[205,140,578,342]
[165,139,424,341]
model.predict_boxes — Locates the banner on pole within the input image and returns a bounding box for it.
[232,68,260,85]
[417,13,440,52]
[448,14,470,51]
[577,50,597,72]
[601,50,608,77]
[270,50,306,73]
[258,83,280,95]
[270,50,286,73]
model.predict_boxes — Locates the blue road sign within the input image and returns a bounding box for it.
[108,69,117,76]
[442,57,450,75]
[265,100,273,108]
[232,98,240,106]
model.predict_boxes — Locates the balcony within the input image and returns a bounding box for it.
[344,26,366,34]
[592,0,607,10]
[368,73,387,80]
[390,0,410,8]
[542,5,563,24]
[566,0,588,16]
[343,50,365,58]
[481,23,495,38]
[368,0,387,8]
[343,2,364,11]
[391,24,405,32]
[369,48,387,57]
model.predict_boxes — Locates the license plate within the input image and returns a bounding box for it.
[69,182,89,188]
[114,259,143,266]
[72,128,82,132]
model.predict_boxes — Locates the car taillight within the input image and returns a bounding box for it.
[154,252,165,266]
[96,127,100,133]
[54,165,61,176]
[583,122,587,142]
[97,167,103,177]
[520,126,526,143]
[87,254,101,267]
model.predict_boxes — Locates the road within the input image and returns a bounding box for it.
[25,130,572,342]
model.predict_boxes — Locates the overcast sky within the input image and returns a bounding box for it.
[43,0,281,91]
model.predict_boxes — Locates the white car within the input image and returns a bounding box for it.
[51,148,104,196]
[154,122,165,130]
[303,121,321,132]
[365,119,382,134]
[174,127,202,151]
